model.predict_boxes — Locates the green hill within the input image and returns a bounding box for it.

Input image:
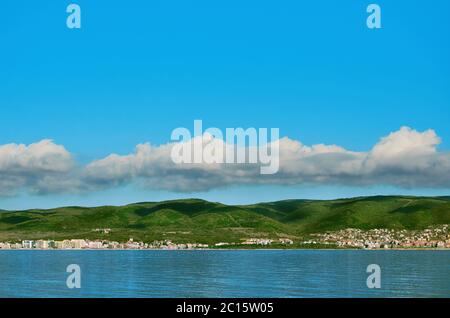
[0,196,449,244]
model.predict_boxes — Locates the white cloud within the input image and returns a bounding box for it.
[0,140,75,196]
[0,127,449,196]
[371,126,440,158]
[0,139,73,173]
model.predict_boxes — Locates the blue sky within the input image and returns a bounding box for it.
[1,1,449,209]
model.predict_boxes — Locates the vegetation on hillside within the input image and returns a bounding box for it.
[0,196,449,244]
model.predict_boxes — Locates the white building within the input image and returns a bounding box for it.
[71,239,88,249]
[88,241,103,249]
[22,240,34,249]
[35,240,49,249]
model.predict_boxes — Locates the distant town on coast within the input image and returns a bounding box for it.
[1,224,449,251]
[1,196,449,251]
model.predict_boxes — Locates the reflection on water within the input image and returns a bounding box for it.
[0,250,448,298]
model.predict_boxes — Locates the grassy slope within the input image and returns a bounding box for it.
[0,196,449,243]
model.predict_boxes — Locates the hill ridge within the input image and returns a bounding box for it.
[0,195,449,243]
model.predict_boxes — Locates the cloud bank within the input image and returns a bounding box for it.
[1,127,449,196]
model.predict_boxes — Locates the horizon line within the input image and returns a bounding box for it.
[2,194,449,212]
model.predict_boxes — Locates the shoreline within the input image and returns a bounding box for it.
[1,248,449,251]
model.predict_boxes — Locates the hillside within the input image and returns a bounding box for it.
[0,196,449,244]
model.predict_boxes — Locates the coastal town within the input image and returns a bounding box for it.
[304,225,450,249]
[0,239,208,250]
[1,225,449,250]
[0,237,294,250]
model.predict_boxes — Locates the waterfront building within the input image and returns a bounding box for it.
[22,240,34,249]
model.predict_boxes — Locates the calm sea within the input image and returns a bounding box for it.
[0,250,448,298]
